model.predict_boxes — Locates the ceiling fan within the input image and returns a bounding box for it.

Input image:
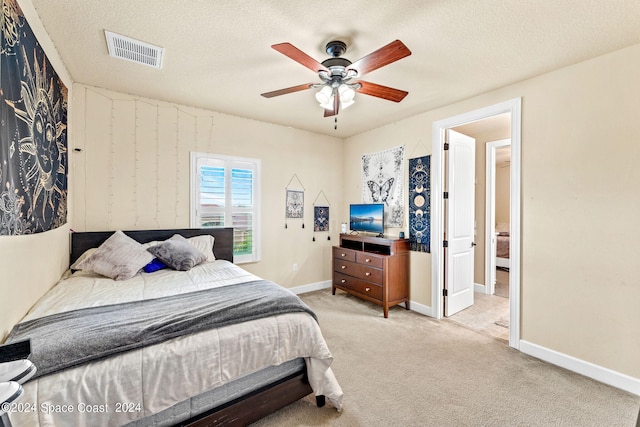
[261,40,411,117]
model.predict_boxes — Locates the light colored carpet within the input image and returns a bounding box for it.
[252,289,640,427]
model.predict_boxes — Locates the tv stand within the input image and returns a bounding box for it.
[332,234,410,318]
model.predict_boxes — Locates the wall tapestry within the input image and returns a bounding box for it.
[313,206,329,232]
[361,145,404,227]
[312,190,330,232]
[284,173,305,228]
[408,156,430,252]
[285,190,304,219]
[0,0,68,235]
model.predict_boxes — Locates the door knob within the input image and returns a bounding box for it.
[471,242,477,247]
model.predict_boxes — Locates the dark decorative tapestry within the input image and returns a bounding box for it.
[0,0,68,235]
[408,156,430,252]
[313,206,329,232]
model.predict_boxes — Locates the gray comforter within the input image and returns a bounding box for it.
[7,279,316,380]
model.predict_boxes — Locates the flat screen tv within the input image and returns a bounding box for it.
[349,203,384,236]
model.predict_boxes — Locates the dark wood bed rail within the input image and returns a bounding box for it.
[181,371,314,427]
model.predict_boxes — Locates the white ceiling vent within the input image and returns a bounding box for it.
[105,30,163,69]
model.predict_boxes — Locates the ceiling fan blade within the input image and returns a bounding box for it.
[261,83,314,98]
[323,92,340,117]
[272,43,330,74]
[323,108,336,118]
[356,81,408,102]
[348,40,411,76]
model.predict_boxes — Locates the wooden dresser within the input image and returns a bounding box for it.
[332,234,410,318]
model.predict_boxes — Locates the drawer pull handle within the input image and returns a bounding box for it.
[365,272,371,276]
[341,279,346,283]
[365,287,371,292]
[341,253,346,257]
[341,265,346,269]
[365,259,371,263]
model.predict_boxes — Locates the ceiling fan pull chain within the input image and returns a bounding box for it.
[334,117,338,130]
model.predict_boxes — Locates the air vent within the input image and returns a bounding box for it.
[105,30,163,69]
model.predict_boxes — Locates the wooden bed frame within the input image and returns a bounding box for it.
[70,228,318,426]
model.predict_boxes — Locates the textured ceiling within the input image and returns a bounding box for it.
[30,0,640,138]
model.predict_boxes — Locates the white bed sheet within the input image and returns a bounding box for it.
[8,260,343,426]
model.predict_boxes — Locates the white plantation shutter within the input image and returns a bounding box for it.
[191,153,261,263]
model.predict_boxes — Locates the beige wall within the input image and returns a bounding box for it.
[72,85,344,287]
[345,44,640,379]
[0,0,73,341]
[495,164,510,225]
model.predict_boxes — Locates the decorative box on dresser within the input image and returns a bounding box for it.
[332,234,410,318]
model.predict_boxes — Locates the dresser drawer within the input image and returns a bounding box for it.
[333,259,383,283]
[356,252,384,269]
[333,246,357,262]
[333,273,383,300]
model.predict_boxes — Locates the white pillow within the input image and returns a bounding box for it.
[74,231,153,280]
[70,248,97,270]
[187,235,216,262]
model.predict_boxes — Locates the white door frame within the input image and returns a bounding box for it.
[431,98,521,349]
[485,138,511,296]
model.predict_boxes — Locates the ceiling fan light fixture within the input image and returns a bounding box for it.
[338,84,355,103]
[316,84,357,110]
[315,86,333,105]
[319,99,334,110]
[341,98,355,110]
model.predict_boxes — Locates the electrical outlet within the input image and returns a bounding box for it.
[292,263,298,271]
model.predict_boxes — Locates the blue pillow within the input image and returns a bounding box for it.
[147,234,207,271]
[143,258,167,273]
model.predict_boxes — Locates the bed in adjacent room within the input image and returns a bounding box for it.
[495,223,510,270]
[4,228,342,426]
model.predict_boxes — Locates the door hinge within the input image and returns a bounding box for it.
[443,288,448,297]
[444,142,449,150]
[443,191,449,199]
[443,240,448,247]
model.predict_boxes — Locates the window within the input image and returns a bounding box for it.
[190,152,261,263]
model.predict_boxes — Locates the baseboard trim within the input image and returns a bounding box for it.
[520,340,640,396]
[409,301,433,317]
[290,280,331,295]
[474,283,485,293]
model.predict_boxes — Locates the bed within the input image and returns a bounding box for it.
[4,228,342,426]
[496,224,510,270]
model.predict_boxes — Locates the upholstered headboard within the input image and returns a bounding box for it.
[70,228,234,264]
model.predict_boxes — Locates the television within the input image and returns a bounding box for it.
[349,203,384,236]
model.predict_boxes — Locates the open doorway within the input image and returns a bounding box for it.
[446,121,511,342]
[431,98,521,349]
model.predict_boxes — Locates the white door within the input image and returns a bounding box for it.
[445,129,476,316]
